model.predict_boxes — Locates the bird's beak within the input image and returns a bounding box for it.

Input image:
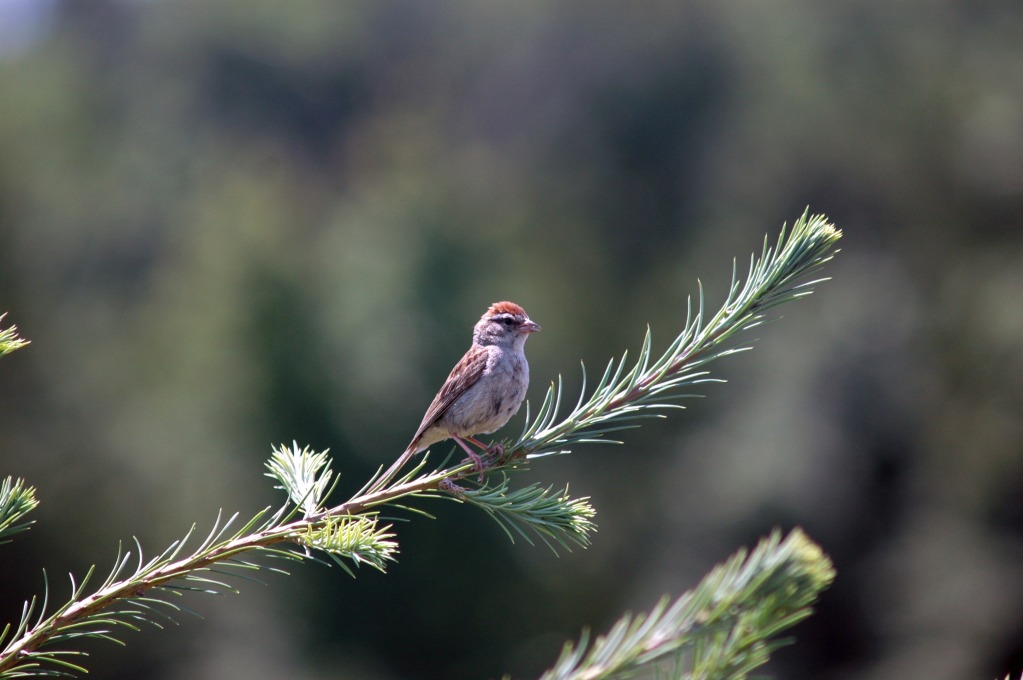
[520,320,542,334]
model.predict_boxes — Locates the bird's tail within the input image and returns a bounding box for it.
[369,445,418,494]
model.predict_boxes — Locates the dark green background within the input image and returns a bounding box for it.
[2,2,1023,678]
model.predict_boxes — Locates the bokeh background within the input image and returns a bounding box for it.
[2,1,1023,678]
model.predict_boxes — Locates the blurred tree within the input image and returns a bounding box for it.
[1,1,1022,679]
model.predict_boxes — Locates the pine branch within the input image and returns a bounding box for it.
[530,528,836,680]
[0,445,402,677]
[512,210,841,458]
[0,212,841,677]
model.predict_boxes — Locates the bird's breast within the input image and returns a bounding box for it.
[445,349,529,436]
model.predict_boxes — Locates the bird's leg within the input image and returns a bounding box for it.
[465,436,504,461]
[452,436,486,482]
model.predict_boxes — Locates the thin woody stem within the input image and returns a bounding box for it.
[0,462,475,673]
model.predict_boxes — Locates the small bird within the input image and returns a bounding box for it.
[378,301,540,487]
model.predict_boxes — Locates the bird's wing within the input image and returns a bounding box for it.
[408,345,489,447]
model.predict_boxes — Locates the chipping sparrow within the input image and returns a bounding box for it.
[376,301,540,487]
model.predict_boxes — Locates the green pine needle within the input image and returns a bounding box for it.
[0,478,39,544]
[531,528,835,680]
[298,515,399,574]
[0,314,30,357]
[456,477,596,554]
[266,442,337,517]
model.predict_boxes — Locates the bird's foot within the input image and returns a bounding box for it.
[453,437,488,482]
[462,449,486,483]
[439,478,465,494]
[466,437,505,462]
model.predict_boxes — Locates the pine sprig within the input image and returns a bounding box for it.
[300,515,398,576]
[531,528,835,680]
[0,323,36,546]
[0,314,30,357]
[265,442,337,517]
[514,211,841,457]
[0,511,295,677]
[453,476,596,553]
[0,444,400,678]
[0,477,38,544]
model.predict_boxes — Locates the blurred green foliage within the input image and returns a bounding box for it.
[1,1,1022,679]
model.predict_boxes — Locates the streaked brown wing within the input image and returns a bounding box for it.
[410,346,489,444]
